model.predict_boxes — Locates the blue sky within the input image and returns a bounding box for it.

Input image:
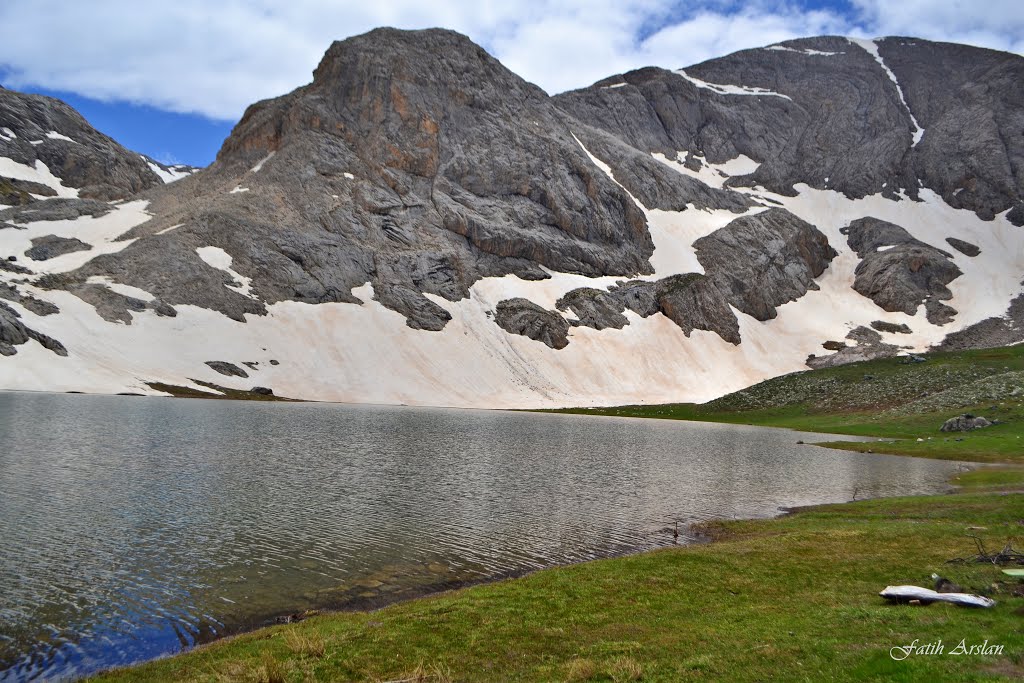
[1,0,1021,167]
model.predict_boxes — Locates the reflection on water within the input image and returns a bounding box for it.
[0,393,963,681]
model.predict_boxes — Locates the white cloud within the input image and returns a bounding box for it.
[0,0,1020,120]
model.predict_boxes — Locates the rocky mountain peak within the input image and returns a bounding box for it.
[217,28,546,170]
[0,88,165,200]
[312,28,544,104]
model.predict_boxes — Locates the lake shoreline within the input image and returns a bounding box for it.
[82,448,984,682]
[88,464,1024,682]
[11,395,948,682]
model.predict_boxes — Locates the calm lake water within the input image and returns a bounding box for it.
[0,392,965,681]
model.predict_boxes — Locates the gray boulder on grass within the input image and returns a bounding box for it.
[940,414,993,432]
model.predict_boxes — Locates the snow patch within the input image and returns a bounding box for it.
[766,45,842,56]
[652,152,760,190]
[603,82,628,88]
[196,246,255,298]
[0,127,16,141]
[674,70,792,100]
[250,151,275,173]
[0,157,79,198]
[145,159,192,184]
[45,131,76,143]
[229,186,250,194]
[0,200,150,275]
[343,172,355,180]
[86,275,156,302]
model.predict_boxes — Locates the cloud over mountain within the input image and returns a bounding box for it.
[1,0,1022,120]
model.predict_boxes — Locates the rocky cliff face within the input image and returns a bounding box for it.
[83,28,654,329]
[0,30,1022,407]
[555,36,1024,221]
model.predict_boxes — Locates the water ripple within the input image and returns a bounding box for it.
[0,394,963,681]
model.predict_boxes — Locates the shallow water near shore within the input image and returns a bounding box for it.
[0,392,965,681]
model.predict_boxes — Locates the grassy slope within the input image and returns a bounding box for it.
[95,487,1024,682]
[551,344,1024,463]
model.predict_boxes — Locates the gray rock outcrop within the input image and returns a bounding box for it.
[0,177,57,205]
[844,217,962,324]
[205,361,249,378]
[25,235,92,261]
[0,300,66,357]
[555,288,628,330]
[494,298,570,349]
[693,208,836,320]
[651,273,741,344]
[1008,203,1024,226]
[871,320,912,334]
[0,198,112,225]
[807,326,900,369]
[0,283,59,316]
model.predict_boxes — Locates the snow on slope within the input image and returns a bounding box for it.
[0,156,79,198]
[765,45,843,57]
[1,148,1022,408]
[142,156,196,184]
[674,69,792,100]
[4,201,149,274]
[4,148,1019,405]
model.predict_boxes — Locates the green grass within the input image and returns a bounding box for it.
[549,343,1024,463]
[93,491,1024,682]
[952,467,1024,492]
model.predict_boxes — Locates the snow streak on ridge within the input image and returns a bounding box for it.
[848,38,924,146]
[674,70,792,100]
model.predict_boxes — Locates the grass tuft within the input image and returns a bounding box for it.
[565,658,599,681]
[282,629,325,658]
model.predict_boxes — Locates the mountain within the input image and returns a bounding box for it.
[1,29,1022,407]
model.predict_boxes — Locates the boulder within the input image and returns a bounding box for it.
[945,237,980,257]
[205,361,250,378]
[940,414,993,432]
[493,298,570,349]
[870,320,912,334]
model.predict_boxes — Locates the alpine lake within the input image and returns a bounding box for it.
[0,392,967,681]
